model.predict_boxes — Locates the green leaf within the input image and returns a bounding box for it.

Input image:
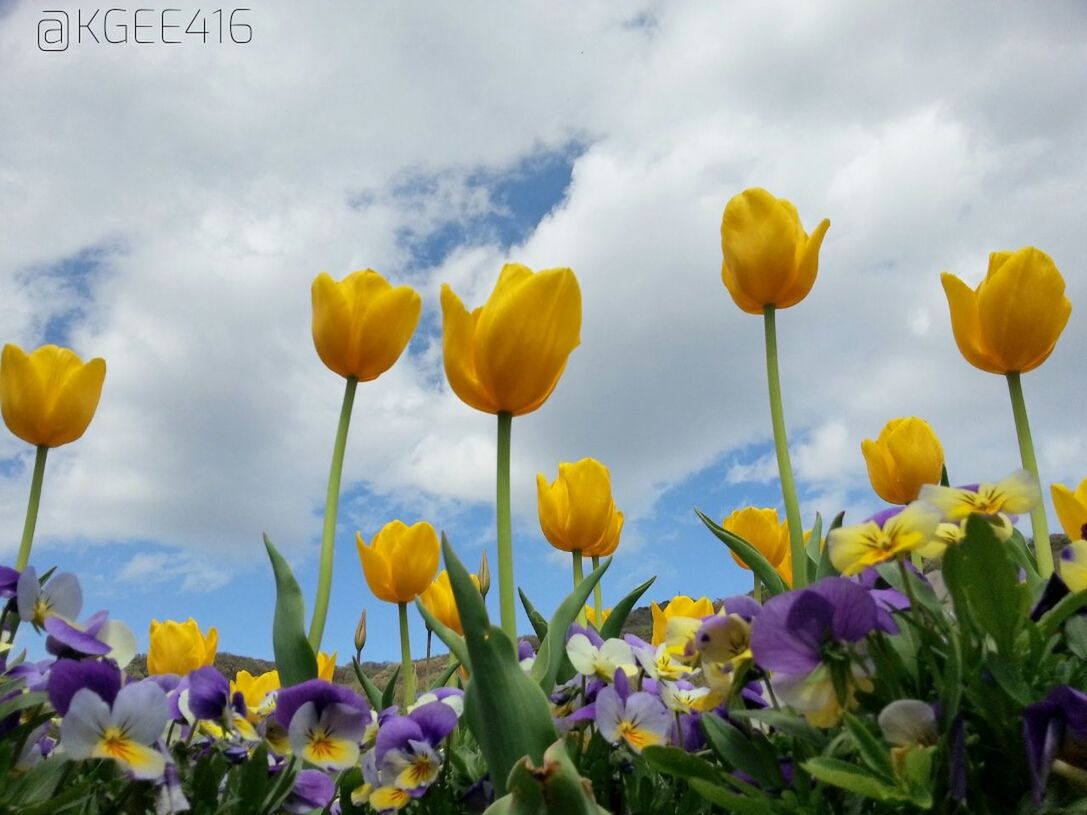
[236,743,270,811]
[381,664,401,711]
[1038,588,1087,640]
[802,758,907,801]
[641,745,721,783]
[0,691,47,722]
[415,598,471,667]
[262,534,317,687]
[444,536,559,797]
[815,510,844,580]
[942,515,1024,657]
[531,557,611,693]
[696,508,787,596]
[337,767,367,815]
[804,512,823,584]
[518,588,550,640]
[842,713,895,780]
[687,779,774,814]
[352,656,382,710]
[901,745,935,808]
[728,708,827,747]
[490,739,610,815]
[701,714,783,788]
[1065,616,1087,660]
[431,657,462,690]
[599,576,656,641]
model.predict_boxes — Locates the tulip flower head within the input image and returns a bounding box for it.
[441,263,581,416]
[941,247,1071,375]
[1,343,106,448]
[356,520,440,605]
[720,188,831,314]
[862,417,945,505]
[537,458,624,555]
[650,596,714,647]
[311,270,422,381]
[1051,479,1087,543]
[420,570,479,636]
[147,618,218,676]
[722,507,797,586]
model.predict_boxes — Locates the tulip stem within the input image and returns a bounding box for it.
[496,412,516,640]
[398,601,416,707]
[572,552,586,625]
[308,376,358,651]
[591,555,603,622]
[15,445,48,572]
[763,307,806,588]
[1006,372,1053,578]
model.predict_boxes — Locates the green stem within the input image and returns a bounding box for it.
[763,307,806,588]
[307,377,358,651]
[591,555,603,622]
[15,445,48,571]
[573,552,586,626]
[1006,373,1053,578]
[398,602,415,707]
[496,411,516,640]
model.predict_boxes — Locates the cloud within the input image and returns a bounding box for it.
[2,0,1085,657]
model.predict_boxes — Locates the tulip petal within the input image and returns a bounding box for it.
[1,344,47,446]
[355,284,422,381]
[312,273,354,377]
[473,265,582,416]
[883,419,944,504]
[357,534,397,604]
[941,273,1004,374]
[42,355,105,447]
[779,217,831,309]
[721,189,803,309]
[389,522,440,602]
[977,248,1071,373]
[440,285,498,413]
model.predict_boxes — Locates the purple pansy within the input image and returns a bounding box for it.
[274,679,369,771]
[374,701,459,796]
[1023,685,1087,803]
[284,769,335,814]
[594,669,671,754]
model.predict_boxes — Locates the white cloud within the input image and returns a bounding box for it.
[1,0,1085,597]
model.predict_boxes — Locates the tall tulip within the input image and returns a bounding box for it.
[720,189,830,588]
[722,507,793,589]
[357,520,440,704]
[1,343,106,570]
[538,458,624,621]
[442,263,582,639]
[940,247,1071,577]
[147,618,218,676]
[307,270,421,652]
[862,418,945,505]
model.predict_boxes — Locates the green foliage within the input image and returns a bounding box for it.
[262,533,318,686]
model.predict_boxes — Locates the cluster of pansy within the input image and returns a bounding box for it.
[0,564,467,815]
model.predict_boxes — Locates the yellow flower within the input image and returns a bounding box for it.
[419,570,480,636]
[232,669,280,721]
[147,618,218,676]
[317,651,337,682]
[720,188,831,314]
[1052,479,1087,542]
[356,521,440,605]
[1,344,106,448]
[862,417,945,505]
[723,507,789,571]
[941,247,1071,374]
[650,596,714,647]
[537,459,624,555]
[441,263,581,416]
[919,469,1040,522]
[311,270,422,381]
[1059,541,1087,592]
[827,502,943,576]
[584,605,612,628]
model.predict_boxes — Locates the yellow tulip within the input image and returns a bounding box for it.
[720,188,831,314]
[232,669,280,721]
[861,418,945,505]
[723,507,789,571]
[1,344,106,448]
[584,605,612,628]
[356,520,440,605]
[537,459,624,555]
[650,596,714,647]
[311,270,422,381]
[147,618,218,676]
[441,263,581,416]
[1052,479,1087,542]
[941,247,1071,374]
[420,570,480,636]
[317,650,337,682]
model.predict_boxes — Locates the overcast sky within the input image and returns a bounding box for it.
[1,1,1084,663]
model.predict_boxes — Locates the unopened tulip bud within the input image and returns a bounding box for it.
[477,549,491,599]
[353,609,367,657]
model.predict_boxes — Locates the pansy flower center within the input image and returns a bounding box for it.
[99,727,137,763]
[617,720,661,751]
[306,728,339,760]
